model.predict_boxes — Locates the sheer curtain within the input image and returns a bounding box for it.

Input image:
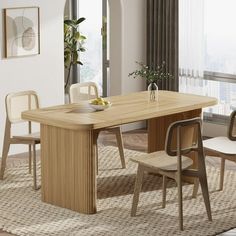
[179,0,205,95]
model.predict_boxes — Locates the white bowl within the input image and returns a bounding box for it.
[89,102,112,111]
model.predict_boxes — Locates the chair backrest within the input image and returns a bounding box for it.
[69,82,99,103]
[6,90,40,123]
[228,110,236,141]
[165,117,202,157]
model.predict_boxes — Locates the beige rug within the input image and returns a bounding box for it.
[0,146,236,236]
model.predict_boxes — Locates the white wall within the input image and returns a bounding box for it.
[109,0,146,131]
[121,0,146,94]
[109,0,123,96]
[0,0,66,155]
[109,0,146,96]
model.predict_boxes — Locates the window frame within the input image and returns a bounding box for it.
[203,71,236,124]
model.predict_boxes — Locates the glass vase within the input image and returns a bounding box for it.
[148,82,158,102]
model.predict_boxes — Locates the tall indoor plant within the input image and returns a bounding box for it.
[64,17,86,90]
[129,61,172,101]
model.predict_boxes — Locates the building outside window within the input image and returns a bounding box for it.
[204,0,236,119]
[179,0,236,123]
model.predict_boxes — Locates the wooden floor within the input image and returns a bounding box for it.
[0,129,235,235]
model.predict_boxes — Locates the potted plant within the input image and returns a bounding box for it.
[129,61,172,101]
[64,18,86,91]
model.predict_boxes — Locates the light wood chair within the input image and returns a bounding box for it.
[69,82,126,170]
[130,117,212,231]
[0,91,40,190]
[204,110,236,191]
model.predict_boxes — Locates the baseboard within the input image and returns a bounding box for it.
[121,121,146,132]
[2,149,40,159]
[203,121,227,138]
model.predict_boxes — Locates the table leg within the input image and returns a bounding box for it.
[148,109,202,152]
[40,124,97,214]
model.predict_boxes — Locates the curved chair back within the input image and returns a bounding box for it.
[6,90,40,123]
[69,82,99,103]
[165,117,202,157]
[228,110,236,141]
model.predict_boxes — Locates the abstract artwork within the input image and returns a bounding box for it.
[4,7,40,58]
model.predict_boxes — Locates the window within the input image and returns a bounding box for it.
[79,0,103,93]
[204,0,236,75]
[180,0,236,122]
[203,0,236,121]
[78,0,109,96]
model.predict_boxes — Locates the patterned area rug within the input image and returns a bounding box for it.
[0,146,236,236]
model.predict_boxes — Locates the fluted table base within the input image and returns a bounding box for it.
[40,124,97,214]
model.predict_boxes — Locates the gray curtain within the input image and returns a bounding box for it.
[147,0,179,91]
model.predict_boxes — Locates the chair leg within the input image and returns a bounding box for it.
[32,143,39,190]
[198,156,212,221]
[199,174,212,221]
[219,158,225,191]
[0,140,10,180]
[192,178,199,198]
[162,175,167,208]
[176,173,183,231]
[114,127,126,169]
[29,144,32,174]
[131,165,144,217]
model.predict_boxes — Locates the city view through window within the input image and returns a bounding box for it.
[204,0,236,116]
[79,0,103,95]
[180,0,236,117]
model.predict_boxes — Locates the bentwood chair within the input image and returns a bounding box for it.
[0,91,40,190]
[204,110,236,191]
[130,118,212,230]
[69,82,126,170]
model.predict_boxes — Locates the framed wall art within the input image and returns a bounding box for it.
[4,7,40,58]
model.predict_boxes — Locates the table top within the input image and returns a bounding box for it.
[22,91,217,130]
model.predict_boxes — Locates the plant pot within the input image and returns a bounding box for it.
[64,93,70,104]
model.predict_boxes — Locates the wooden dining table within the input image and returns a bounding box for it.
[22,90,217,214]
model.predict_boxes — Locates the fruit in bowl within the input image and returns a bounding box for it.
[89,97,112,111]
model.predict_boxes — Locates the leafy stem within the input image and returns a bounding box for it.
[128,61,173,84]
[64,18,86,90]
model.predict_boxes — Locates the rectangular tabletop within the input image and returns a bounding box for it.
[22,91,217,130]
[21,91,217,214]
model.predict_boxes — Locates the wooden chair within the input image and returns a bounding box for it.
[204,110,236,191]
[130,117,212,230]
[0,91,40,190]
[69,82,126,169]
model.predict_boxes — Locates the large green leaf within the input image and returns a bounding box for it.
[74,32,81,40]
[76,17,86,24]
[64,54,71,67]
[79,47,86,52]
[79,35,86,40]
[64,20,76,28]
[64,17,86,87]
[72,52,78,64]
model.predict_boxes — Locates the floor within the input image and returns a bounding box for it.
[0,129,235,236]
